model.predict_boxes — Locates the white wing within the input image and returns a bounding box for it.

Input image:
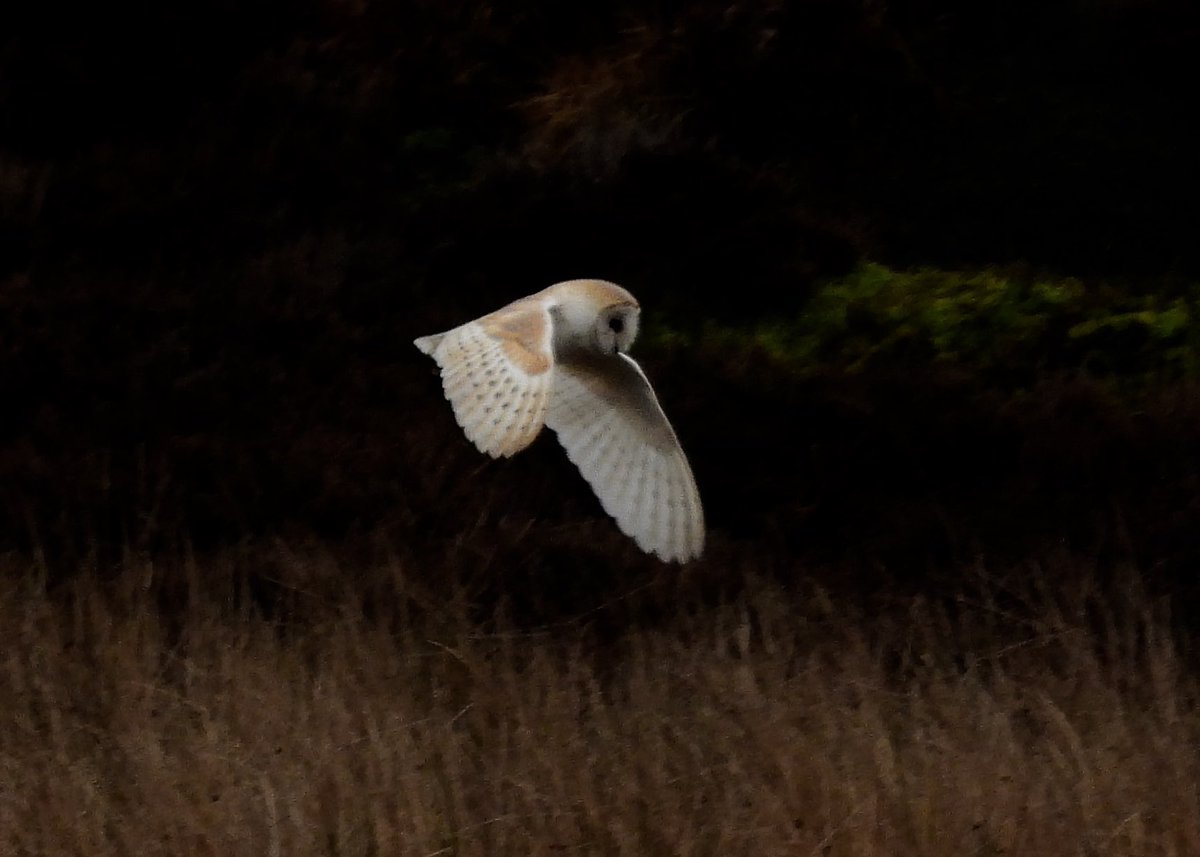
[546,353,704,563]
[414,296,553,458]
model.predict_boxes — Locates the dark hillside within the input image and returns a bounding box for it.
[1,0,1198,595]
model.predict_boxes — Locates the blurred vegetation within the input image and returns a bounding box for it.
[1,0,1199,593]
[5,549,1200,855]
[653,263,1200,385]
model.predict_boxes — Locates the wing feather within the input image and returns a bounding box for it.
[651,455,670,559]
[414,297,553,458]
[546,353,705,563]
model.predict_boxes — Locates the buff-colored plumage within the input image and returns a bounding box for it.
[415,279,704,563]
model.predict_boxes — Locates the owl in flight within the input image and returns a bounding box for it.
[415,279,704,563]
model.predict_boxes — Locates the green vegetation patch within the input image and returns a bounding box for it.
[649,263,1200,385]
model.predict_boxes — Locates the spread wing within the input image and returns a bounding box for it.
[414,297,553,458]
[545,353,705,563]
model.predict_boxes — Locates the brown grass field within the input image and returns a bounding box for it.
[2,545,1197,856]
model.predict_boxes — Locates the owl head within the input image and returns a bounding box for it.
[547,279,641,357]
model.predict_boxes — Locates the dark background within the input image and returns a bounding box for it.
[2,0,1198,609]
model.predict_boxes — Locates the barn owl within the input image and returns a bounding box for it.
[414,279,704,563]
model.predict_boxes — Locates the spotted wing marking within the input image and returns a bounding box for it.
[415,297,553,458]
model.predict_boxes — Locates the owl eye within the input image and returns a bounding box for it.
[608,317,624,334]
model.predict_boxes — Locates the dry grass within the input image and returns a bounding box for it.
[1,548,1197,856]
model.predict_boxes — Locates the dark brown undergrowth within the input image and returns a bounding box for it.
[2,546,1197,855]
[6,333,1200,603]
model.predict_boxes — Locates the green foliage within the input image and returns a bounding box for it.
[649,263,1200,385]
